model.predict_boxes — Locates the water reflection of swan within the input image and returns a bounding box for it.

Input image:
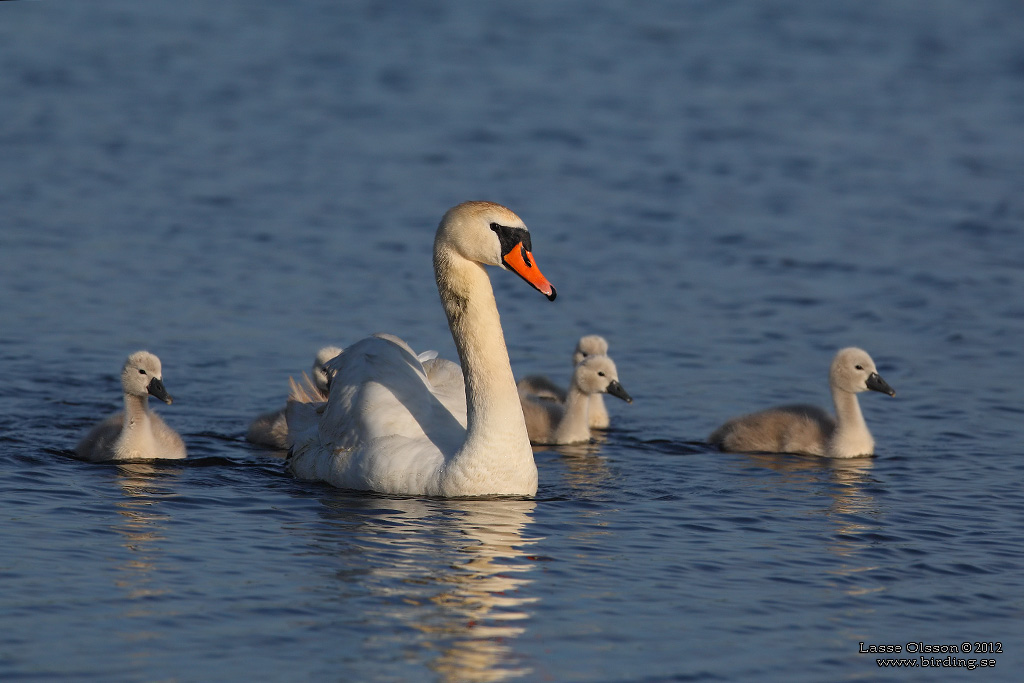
[313,496,541,683]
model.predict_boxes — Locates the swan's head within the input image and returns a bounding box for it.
[830,347,895,397]
[573,335,610,365]
[121,350,173,404]
[436,201,556,301]
[572,355,632,403]
[312,345,342,394]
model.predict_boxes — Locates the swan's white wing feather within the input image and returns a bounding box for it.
[422,357,468,427]
[311,435,449,494]
[289,335,468,486]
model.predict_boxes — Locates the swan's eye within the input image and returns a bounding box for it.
[597,371,606,377]
[490,223,534,257]
[854,365,863,371]
[138,369,147,375]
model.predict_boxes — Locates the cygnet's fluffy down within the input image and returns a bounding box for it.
[708,347,895,458]
[517,335,618,429]
[75,351,187,462]
[521,354,632,445]
[246,346,341,449]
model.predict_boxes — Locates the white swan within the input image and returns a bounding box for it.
[517,334,617,429]
[75,351,187,462]
[286,201,557,496]
[246,346,342,449]
[708,347,895,458]
[521,355,632,445]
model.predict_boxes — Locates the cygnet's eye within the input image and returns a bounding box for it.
[597,371,606,377]
[138,369,147,375]
[854,365,864,371]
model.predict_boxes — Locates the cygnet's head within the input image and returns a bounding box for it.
[312,346,342,394]
[572,355,632,403]
[435,201,556,300]
[573,335,610,366]
[121,350,173,404]
[829,347,895,397]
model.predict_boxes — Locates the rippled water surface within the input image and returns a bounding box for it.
[3,1,1024,681]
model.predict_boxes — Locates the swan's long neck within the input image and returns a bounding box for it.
[435,248,537,492]
[827,387,873,458]
[554,385,591,444]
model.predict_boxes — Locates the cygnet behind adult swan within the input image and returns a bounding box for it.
[521,354,632,445]
[286,201,556,497]
[517,335,617,429]
[708,347,895,458]
[246,346,342,450]
[76,351,187,462]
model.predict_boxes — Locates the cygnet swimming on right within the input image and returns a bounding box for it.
[517,335,617,429]
[521,354,633,445]
[246,345,341,449]
[708,347,895,458]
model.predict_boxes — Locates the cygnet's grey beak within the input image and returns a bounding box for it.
[147,376,174,404]
[866,372,895,397]
[606,380,633,403]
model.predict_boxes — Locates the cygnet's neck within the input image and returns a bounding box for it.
[588,393,609,428]
[827,386,873,457]
[435,249,536,489]
[554,384,592,444]
[122,392,151,429]
[114,391,158,460]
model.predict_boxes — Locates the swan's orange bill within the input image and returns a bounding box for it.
[503,242,556,301]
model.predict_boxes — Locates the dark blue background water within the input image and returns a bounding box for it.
[2,1,1023,680]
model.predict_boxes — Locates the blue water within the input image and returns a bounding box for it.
[2,0,1024,680]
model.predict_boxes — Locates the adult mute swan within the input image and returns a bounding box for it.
[517,335,618,429]
[521,354,632,445]
[708,347,895,458]
[75,351,187,462]
[246,345,342,449]
[286,201,556,496]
